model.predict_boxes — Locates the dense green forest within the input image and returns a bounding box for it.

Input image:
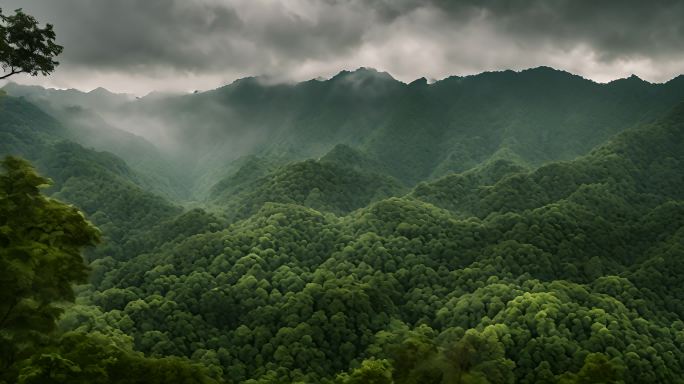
[2,71,684,383]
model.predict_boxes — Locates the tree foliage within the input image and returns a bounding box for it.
[0,158,216,383]
[0,156,99,370]
[0,8,63,79]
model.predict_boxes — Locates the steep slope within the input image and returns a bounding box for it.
[0,93,69,156]
[1,84,192,200]
[0,95,183,259]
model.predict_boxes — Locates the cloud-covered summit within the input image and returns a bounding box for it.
[2,0,683,94]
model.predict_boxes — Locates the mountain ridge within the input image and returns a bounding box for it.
[5,66,684,200]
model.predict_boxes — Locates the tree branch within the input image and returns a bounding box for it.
[0,69,22,79]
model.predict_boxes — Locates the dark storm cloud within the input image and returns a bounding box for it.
[3,0,245,70]
[3,0,381,72]
[2,0,683,93]
[425,0,684,61]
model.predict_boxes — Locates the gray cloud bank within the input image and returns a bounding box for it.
[2,0,684,94]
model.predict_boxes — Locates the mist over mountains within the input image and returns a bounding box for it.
[3,66,684,383]
[4,66,684,202]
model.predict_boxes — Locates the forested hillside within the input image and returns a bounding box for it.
[2,73,684,383]
[0,95,183,260]
[1,84,194,200]
[64,102,682,383]
[209,153,405,220]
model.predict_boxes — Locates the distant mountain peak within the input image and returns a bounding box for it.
[330,67,396,82]
[86,86,135,100]
[519,66,578,78]
[625,74,650,83]
[619,73,647,82]
[608,74,651,87]
[88,86,111,94]
[525,65,558,72]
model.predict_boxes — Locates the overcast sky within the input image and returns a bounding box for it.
[2,0,684,95]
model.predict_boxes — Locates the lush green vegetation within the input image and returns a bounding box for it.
[210,153,405,220]
[2,75,684,383]
[0,157,216,384]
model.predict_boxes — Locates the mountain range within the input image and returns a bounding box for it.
[2,67,684,383]
[5,66,684,199]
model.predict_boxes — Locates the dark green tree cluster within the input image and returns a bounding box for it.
[0,157,217,383]
[0,156,99,372]
[212,158,404,221]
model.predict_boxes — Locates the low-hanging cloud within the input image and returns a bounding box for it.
[2,0,683,94]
